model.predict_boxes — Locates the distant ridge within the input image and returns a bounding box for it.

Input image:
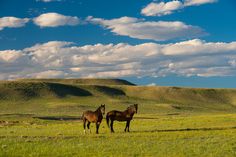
[15,78,136,86]
[0,78,236,113]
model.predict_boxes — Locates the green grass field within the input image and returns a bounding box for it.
[0,79,236,156]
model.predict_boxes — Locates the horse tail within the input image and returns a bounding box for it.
[81,112,84,120]
[106,113,110,127]
[81,112,86,122]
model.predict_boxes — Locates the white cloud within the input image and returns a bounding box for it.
[0,17,29,31]
[28,70,66,78]
[87,70,137,78]
[33,13,79,27]
[70,67,81,72]
[24,41,73,67]
[147,83,156,86]
[0,50,23,62]
[162,39,236,55]
[141,0,217,16]
[229,60,236,67]
[195,67,234,77]
[1,39,236,79]
[87,16,205,41]
[184,0,217,6]
[141,1,183,16]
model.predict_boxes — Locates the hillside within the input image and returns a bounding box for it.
[15,78,135,86]
[0,79,236,115]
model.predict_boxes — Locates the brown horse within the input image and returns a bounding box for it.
[82,104,105,134]
[106,104,138,133]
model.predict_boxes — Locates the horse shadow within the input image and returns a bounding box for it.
[33,116,82,121]
[132,126,236,133]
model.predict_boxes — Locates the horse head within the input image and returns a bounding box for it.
[100,104,106,115]
[128,104,138,114]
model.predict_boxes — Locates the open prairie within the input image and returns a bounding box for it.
[0,79,236,156]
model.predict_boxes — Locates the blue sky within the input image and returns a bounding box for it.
[0,0,236,88]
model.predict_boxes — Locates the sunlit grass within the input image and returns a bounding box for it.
[0,80,236,156]
[1,114,236,156]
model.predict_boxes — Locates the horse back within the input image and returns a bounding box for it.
[83,110,94,116]
[107,110,132,121]
[107,110,120,115]
[83,110,99,122]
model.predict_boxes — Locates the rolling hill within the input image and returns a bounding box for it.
[0,79,236,115]
[15,78,135,86]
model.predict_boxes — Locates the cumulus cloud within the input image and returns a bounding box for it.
[162,39,236,55]
[141,0,217,16]
[87,16,205,41]
[0,17,29,31]
[0,50,23,62]
[1,39,236,79]
[141,1,183,16]
[33,13,79,27]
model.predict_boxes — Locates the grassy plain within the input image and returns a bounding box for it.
[0,79,236,156]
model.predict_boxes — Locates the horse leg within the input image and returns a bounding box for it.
[127,120,131,132]
[124,121,128,132]
[87,122,91,133]
[83,119,87,134]
[96,122,100,134]
[110,120,115,133]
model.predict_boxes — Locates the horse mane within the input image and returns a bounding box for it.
[95,104,105,113]
[126,105,135,112]
[95,106,100,112]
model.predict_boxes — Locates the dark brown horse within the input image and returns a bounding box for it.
[106,104,138,133]
[82,104,105,134]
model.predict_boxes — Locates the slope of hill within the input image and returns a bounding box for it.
[0,82,92,100]
[0,79,236,114]
[15,78,135,86]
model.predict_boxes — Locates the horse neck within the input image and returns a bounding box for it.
[125,108,135,116]
[95,107,101,114]
[129,111,135,117]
